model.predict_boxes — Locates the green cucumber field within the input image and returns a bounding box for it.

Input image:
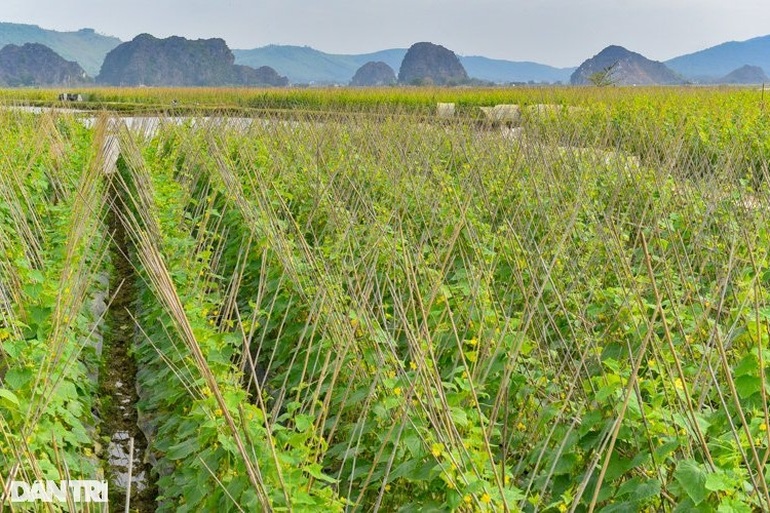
[2,86,770,511]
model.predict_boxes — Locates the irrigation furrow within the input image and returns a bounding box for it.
[98,126,157,511]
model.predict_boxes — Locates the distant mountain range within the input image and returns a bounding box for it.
[233,45,574,84]
[0,23,119,76]
[665,35,770,82]
[233,46,406,85]
[0,21,768,85]
[460,56,574,84]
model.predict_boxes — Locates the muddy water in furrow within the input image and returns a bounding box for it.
[99,181,157,511]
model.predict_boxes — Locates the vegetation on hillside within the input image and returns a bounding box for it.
[0,43,88,86]
[98,35,287,87]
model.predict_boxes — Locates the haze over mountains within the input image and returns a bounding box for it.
[665,35,770,82]
[1,21,770,86]
[233,46,574,84]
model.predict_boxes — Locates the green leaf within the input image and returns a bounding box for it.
[654,439,680,461]
[674,460,709,505]
[305,463,337,484]
[450,406,469,428]
[414,460,438,481]
[552,453,579,475]
[0,388,20,406]
[734,354,758,377]
[616,476,643,497]
[502,486,525,504]
[3,368,33,390]
[736,374,762,399]
[446,490,462,510]
[717,498,753,513]
[2,339,23,359]
[616,476,660,501]
[704,472,731,492]
[596,382,619,403]
[604,453,635,481]
[30,303,50,321]
[291,490,317,505]
[216,432,239,454]
[403,433,422,457]
[166,438,199,460]
[633,478,661,501]
[599,504,637,513]
[294,414,314,433]
[391,459,418,480]
[27,269,45,284]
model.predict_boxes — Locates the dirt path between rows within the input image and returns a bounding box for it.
[98,142,158,512]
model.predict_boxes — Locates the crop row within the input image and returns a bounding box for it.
[0,114,107,500]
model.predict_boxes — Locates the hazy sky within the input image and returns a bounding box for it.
[4,1,770,67]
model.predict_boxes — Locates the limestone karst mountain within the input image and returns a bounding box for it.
[0,43,88,86]
[398,42,469,85]
[98,34,287,87]
[350,61,397,86]
[571,45,684,85]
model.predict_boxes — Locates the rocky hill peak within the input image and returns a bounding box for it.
[571,45,684,85]
[718,64,768,84]
[0,43,88,86]
[350,61,396,86]
[97,34,287,87]
[398,42,468,85]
